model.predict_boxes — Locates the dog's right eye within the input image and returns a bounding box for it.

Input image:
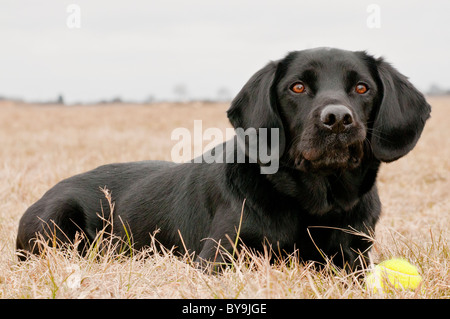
[355,83,369,94]
[290,82,306,94]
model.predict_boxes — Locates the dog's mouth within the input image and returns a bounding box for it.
[289,115,367,173]
[295,140,364,173]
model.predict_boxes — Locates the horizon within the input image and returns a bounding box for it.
[1,1,449,104]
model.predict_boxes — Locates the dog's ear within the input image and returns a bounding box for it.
[371,58,431,162]
[227,61,285,161]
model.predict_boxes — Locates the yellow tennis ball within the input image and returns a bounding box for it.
[366,258,422,293]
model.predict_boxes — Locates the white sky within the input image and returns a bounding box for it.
[0,0,449,103]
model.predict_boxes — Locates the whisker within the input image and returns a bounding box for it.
[364,137,374,155]
[366,127,392,143]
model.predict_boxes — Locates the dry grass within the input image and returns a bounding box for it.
[0,97,448,299]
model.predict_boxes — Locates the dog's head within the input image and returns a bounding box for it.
[227,48,431,173]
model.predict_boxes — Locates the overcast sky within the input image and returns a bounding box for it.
[0,0,449,103]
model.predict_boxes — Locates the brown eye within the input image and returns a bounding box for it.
[290,82,306,93]
[355,83,369,94]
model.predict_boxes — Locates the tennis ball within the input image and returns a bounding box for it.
[366,258,422,293]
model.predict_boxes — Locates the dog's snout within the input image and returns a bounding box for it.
[320,104,354,133]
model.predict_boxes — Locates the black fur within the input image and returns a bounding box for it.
[16,48,431,270]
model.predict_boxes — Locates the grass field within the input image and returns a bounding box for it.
[0,97,448,299]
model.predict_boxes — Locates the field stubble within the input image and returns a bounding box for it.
[0,98,448,298]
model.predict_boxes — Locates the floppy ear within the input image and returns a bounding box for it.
[227,61,285,159]
[371,59,431,162]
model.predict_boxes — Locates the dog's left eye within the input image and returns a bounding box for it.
[355,83,369,94]
[290,82,306,93]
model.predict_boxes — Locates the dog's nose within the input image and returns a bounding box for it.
[320,104,354,133]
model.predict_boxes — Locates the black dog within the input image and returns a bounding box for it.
[16,48,431,270]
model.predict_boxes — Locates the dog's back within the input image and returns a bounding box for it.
[16,160,175,259]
